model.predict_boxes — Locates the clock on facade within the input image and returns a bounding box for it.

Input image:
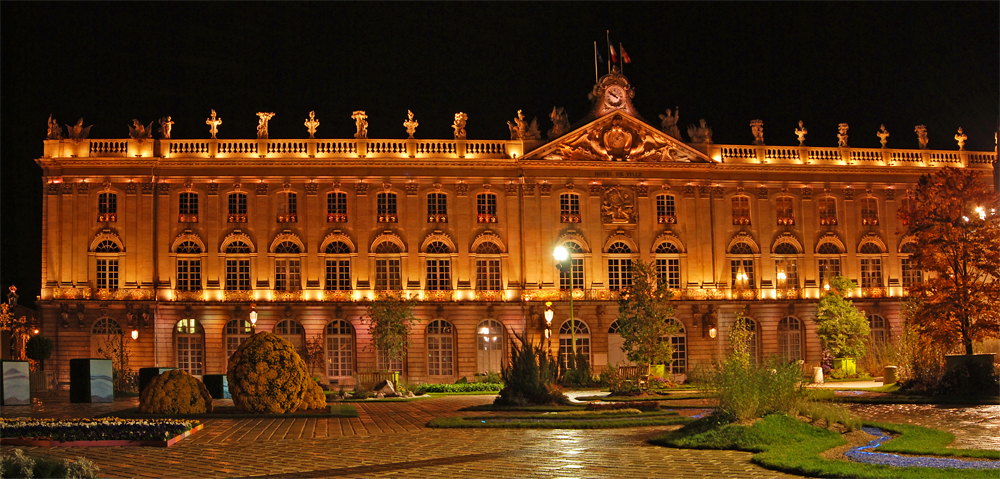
[604,85,626,108]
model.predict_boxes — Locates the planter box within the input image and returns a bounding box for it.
[832,358,856,376]
[1,360,30,406]
[203,374,230,399]
[70,359,113,403]
[139,367,176,394]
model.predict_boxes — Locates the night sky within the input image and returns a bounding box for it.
[2,2,997,309]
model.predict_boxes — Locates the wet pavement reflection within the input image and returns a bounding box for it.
[846,403,1000,450]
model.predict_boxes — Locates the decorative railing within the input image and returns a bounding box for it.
[268,141,307,155]
[272,290,303,301]
[277,213,297,223]
[217,140,258,155]
[968,152,996,164]
[427,214,448,223]
[366,140,408,155]
[764,147,798,160]
[415,140,456,155]
[172,290,205,301]
[51,287,93,300]
[89,140,128,156]
[178,213,198,223]
[168,141,210,155]
[424,291,454,302]
[807,148,841,161]
[473,290,506,301]
[223,290,254,302]
[860,287,887,298]
[228,213,248,223]
[561,213,581,223]
[95,288,154,301]
[98,213,117,222]
[316,140,357,155]
[657,214,677,224]
[327,213,348,223]
[477,213,498,223]
[322,290,354,301]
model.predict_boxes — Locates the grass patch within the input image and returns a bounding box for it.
[99,404,358,419]
[651,413,998,478]
[872,422,1000,460]
[459,404,584,412]
[428,412,692,429]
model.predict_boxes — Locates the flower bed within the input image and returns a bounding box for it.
[0,417,202,447]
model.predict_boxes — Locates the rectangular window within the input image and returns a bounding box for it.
[327,192,348,222]
[179,192,198,222]
[326,335,353,377]
[775,259,798,289]
[477,193,497,223]
[275,259,301,291]
[861,258,883,288]
[325,259,351,291]
[657,194,676,224]
[655,258,681,289]
[176,259,202,291]
[558,258,584,290]
[475,259,502,291]
[818,258,841,287]
[225,259,251,291]
[176,336,203,376]
[377,193,397,223]
[278,193,297,222]
[730,259,755,289]
[427,193,448,223]
[560,194,581,223]
[901,258,922,287]
[98,193,117,222]
[228,193,248,222]
[607,258,633,291]
[375,259,401,290]
[96,258,118,290]
[776,197,794,225]
[818,198,837,226]
[732,196,750,225]
[861,198,879,226]
[426,259,452,290]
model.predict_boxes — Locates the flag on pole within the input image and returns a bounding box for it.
[609,44,618,63]
[621,45,631,64]
[596,49,604,63]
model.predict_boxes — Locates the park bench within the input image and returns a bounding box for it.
[617,365,649,389]
[354,371,400,391]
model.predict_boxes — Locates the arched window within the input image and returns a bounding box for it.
[325,320,354,378]
[663,319,686,374]
[558,241,585,291]
[732,195,751,225]
[607,320,632,367]
[225,241,252,291]
[274,241,302,291]
[656,194,676,224]
[476,320,504,374]
[327,191,348,222]
[729,242,755,290]
[225,319,252,358]
[426,319,455,376]
[558,319,591,370]
[861,197,879,225]
[425,241,452,291]
[275,319,305,352]
[817,241,843,287]
[91,317,123,358]
[325,241,352,291]
[277,192,297,222]
[654,242,681,289]
[818,197,837,226]
[899,242,922,288]
[775,196,794,225]
[179,192,198,222]
[94,240,121,291]
[778,317,802,362]
[98,192,118,222]
[176,240,202,291]
[773,242,800,290]
[377,192,398,223]
[475,242,502,291]
[560,193,581,223]
[868,314,888,344]
[427,192,448,223]
[477,192,498,223]
[176,319,204,376]
[606,242,633,291]
[374,241,402,291]
[859,241,884,289]
[228,192,248,222]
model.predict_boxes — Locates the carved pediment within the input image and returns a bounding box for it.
[525,112,714,163]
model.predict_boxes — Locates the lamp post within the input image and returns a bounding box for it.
[1,286,36,360]
[249,303,258,334]
[543,301,554,346]
[553,246,576,360]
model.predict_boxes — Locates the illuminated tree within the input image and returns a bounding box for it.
[615,260,677,372]
[365,292,416,370]
[815,276,869,358]
[901,167,1000,355]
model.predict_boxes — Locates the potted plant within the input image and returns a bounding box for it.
[25,335,54,391]
[815,276,869,378]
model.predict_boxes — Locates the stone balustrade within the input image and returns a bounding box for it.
[708,143,994,168]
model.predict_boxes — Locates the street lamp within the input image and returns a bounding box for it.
[544,301,554,340]
[249,303,258,334]
[553,246,576,361]
[131,329,139,341]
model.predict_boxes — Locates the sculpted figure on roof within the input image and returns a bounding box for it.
[915,125,928,149]
[508,110,540,140]
[687,119,712,144]
[659,107,680,139]
[46,115,63,140]
[129,119,154,141]
[352,111,368,139]
[452,112,467,140]
[66,118,92,141]
[548,107,570,139]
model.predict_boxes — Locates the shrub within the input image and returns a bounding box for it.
[934,358,1000,397]
[560,352,593,387]
[600,366,643,396]
[25,335,54,370]
[495,333,564,406]
[299,377,328,410]
[227,332,310,413]
[0,449,100,479]
[797,402,860,430]
[475,371,502,384]
[139,369,213,414]
[897,322,948,394]
[414,382,503,393]
[585,401,660,412]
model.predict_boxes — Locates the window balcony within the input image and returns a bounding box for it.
[322,290,354,301]
[477,213,498,223]
[657,214,677,224]
[228,213,248,223]
[820,217,838,226]
[427,214,448,223]
[732,216,751,226]
[777,217,795,226]
[860,287,886,298]
[862,217,879,226]
[377,214,398,223]
[98,213,117,222]
[272,290,302,301]
[327,213,348,223]
[178,213,198,223]
[172,290,205,301]
[277,213,298,223]
[561,214,581,223]
[223,290,253,302]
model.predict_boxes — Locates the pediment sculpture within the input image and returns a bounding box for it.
[601,186,636,224]
[542,114,693,162]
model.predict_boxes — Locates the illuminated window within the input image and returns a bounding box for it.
[475,241,502,291]
[560,193,581,223]
[277,192,297,222]
[778,317,802,362]
[900,242,922,287]
[225,319,252,358]
[324,241,352,291]
[868,314,888,344]
[558,241,584,290]
[775,196,794,225]
[377,192,397,223]
[606,242,633,291]
[732,196,751,225]
[228,193,248,222]
[558,319,591,370]
[656,194,676,224]
[477,320,505,374]
[477,192,498,223]
[179,192,198,222]
[98,193,117,222]
[176,319,204,376]
[275,319,304,351]
[663,319,686,374]
[655,242,682,289]
[327,192,348,222]
[427,192,448,223]
[325,320,354,378]
[426,319,455,376]
[861,197,879,225]
[818,197,837,225]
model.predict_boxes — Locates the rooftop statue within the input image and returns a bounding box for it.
[304,111,319,139]
[128,119,154,141]
[256,112,275,140]
[547,107,570,139]
[750,119,764,145]
[206,110,222,139]
[659,107,681,140]
[795,120,808,146]
[954,127,967,150]
[46,114,63,140]
[352,111,368,139]
[158,116,174,139]
[687,119,712,144]
[452,112,468,140]
[915,125,928,149]
[403,110,419,139]
[66,118,92,141]
[837,123,849,147]
[507,109,540,140]
[877,124,889,148]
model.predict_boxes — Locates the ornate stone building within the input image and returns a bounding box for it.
[34,70,997,385]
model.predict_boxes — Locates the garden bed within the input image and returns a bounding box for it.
[1,418,202,447]
[98,404,357,419]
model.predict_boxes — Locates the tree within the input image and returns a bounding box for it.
[815,275,869,359]
[25,335,54,370]
[901,167,1000,355]
[615,260,677,372]
[364,291,416,370]
[300,334,326,378]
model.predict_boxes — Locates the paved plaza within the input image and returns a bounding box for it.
[2,391,997,478]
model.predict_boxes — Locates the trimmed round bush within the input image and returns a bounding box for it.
[227,332,309,413]
[139,369,213,414]
[299,378,327,411]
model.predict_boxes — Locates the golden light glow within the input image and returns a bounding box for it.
[709,327,718,339]
[131,329,138,340]
[553,246,568,262]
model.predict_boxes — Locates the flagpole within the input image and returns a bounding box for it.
[593,41,599,84]
[606,30,611,74]
[619,42,624,75]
